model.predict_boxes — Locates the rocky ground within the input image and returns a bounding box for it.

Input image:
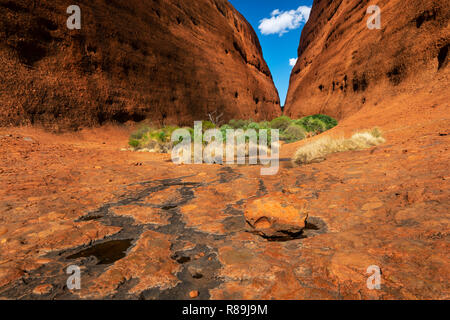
[0,90,448,300]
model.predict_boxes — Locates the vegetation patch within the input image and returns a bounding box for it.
[293,128,385,165]
[128,115,339,153]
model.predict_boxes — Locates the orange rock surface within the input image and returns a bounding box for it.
[0,101,448,299]
[0,0,448,301]
[0,0,280,129]
[285,0,449,120]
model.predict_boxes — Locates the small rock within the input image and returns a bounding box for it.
[23,137,33,142]
[33,284,53,296]
[189,290,199,298]
[361,202,384,211]
[0,227,8,236]
[35,258,52,265]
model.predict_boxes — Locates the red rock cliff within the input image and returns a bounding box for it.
[284,0,449,120]
[0,0,281,130]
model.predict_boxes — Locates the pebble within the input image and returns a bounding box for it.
[189,290,199,298]
[361,202,384,211]
[0,227,8,236]
[32,284,53,295]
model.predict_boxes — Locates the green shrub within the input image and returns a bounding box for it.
[130,126,152,140]
[165,126,181,142]
[294,115,337,133]
[129,139,140,148]
[128,116,337,154]
[202,121,216,132]
[258,121,271,129]
[220,124,233,142]
[186,127,195,140]
[280,124,306,143]
[270,116,292,131]
[247,122,261,130]
[220,124,233,131]
[228,119,251,129]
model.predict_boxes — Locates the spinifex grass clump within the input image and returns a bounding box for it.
[293,128,385,165]
[128,114,339,153]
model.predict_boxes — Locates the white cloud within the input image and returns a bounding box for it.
[289,58,298,67]
[259,6,311,36]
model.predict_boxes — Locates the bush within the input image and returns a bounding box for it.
[293,128,385,165]
[280,124,306,143]
[128,126,180,153]
[258,121,271,129]
[128,116,338,155]
[294,114,337,133]
[228,119,251,129]
[270,116,292,131]
[202,120,216,132]
[129,139,140,149]
[247,122,261,130]
[130,126,152,140]
[219,124,233,142]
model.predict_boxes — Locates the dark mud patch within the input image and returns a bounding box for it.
[141,244,222,300]
[67,239,133,265]
[173,255,191,264]
[78,214,103,221]
[0,176,209,299]
[218,166,242,183]
[161,204,178,210]
[0,166,290,300]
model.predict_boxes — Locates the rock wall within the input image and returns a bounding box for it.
[0,0,281,130]
[284,0,449,120]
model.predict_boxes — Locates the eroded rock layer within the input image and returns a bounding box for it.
[284,0,449,119]
[0,0,281,130]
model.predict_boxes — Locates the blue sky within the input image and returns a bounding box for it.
[228,0,313,106]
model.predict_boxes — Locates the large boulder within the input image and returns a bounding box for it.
[245,192,308,239]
